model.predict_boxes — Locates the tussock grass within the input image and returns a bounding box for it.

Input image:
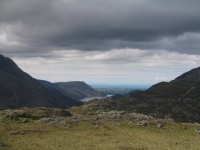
[0,117,199,150]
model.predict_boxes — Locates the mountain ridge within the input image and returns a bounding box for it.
[84,67,200,123]
[175,66,200,81]
[38,80,106,101]
[0,54,82,109]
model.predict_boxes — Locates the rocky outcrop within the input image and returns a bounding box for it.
[82,80,200,123]
[0,107,175,130]
[0,107,72,120]
[35,109,174,129]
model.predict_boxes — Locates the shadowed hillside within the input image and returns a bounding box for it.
[0,54,82,109]
[176,66,200,81]
[84,67,200,123]
[39,80,106,100]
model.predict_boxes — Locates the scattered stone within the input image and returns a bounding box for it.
[123,113,153,121]
[169,128,175,132]
[37,117,52,123]
[49,118,66,126]
[195,128,200,134]
[72,121,77,126]
[93,116,99,121]
[127,121,133,126]
[37,117,67,126]
[83,115,91,121]
[65,125,72,129]
[155,119,166,125]
[10,130,19,135]
[110,140,119,143]
[99,119,106,123]
[156,123,162,128]
[70,114,83,120]
[137,120,149,126]
[116,122,121,126]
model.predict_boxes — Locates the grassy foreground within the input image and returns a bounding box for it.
[0,118,199,150]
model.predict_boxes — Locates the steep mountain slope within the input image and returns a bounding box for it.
[0,54,81,109]
[85,67,200,123]
[175,66,200,81]
[126,80,200,122]
[46,88,83,107]
[39,80,106,100]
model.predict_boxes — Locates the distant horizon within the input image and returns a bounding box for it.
[90,84,152,89]
[37,78,153,88]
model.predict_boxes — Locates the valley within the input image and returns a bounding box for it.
[0,54,200,150]
[1,1,200,149]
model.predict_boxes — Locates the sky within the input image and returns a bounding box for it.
[0,0,200,86]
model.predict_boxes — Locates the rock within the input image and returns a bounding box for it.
[37,117,52,123]
[48,117,66,126]
[106,111,117,115]
[70,114,83,121]
[5,110,30,120]
[155,119,166,125]
[83,116,91,121]
[65,125,72,129]
[10,130,20,135]
[110,140,119,143]
[116,122,121,126]
[156,123,162,128]
[137,120,149,126]
[127,121,133,126]
[108,114,117,120]
[123,113,153,121]
[195,128,200,134]
[165,119,175,125]
[93,116,99,121]
[99,119,106,123]
[37,117,67,126]
[169,128,175,132]
[72,121,77,126]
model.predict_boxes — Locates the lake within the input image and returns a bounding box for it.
[80,95,112,102]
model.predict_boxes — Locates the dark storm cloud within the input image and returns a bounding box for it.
[0,0,200,56]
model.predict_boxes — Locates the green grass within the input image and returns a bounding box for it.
[0,117,199,150]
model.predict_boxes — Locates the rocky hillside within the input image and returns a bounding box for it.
[127,80,200,123]
[84,67,200,123]
[0,54,82,109]
[39,80,106,100]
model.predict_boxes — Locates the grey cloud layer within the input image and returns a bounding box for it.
[0,0,200,56]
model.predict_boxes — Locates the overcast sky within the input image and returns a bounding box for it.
[0,0,200,86]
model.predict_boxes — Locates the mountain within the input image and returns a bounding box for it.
[46,88,82,107]
[129,90,141,94]
[85,67,200,123]
[126,80,200,122]
[175,66,200,81]
[0,54,82,109]
[39,80,106,100]
[111,90,141,99]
